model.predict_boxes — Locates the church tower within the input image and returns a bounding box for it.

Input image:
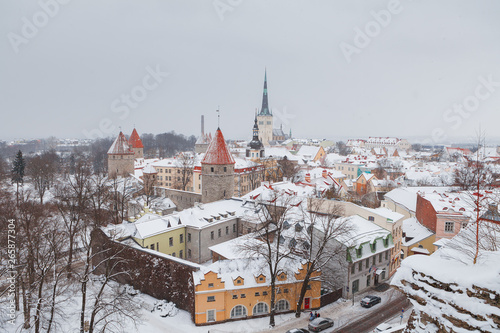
[201,128,235,203]
[246,114,264,161]
[256,70,273,146]
[128,128,144,159]
[107,131,135,178]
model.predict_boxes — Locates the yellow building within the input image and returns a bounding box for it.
[130,213,187,259]
[400,217,436,260]
[193,258,321,325]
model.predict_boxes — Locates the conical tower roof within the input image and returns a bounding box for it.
[108,131,134,155]
[258,69,271,116]
[201,128,235,165]
[129,128,144,148]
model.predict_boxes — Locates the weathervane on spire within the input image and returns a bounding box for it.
[216,106,220,128]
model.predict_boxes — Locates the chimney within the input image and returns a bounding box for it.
[305,173,311,183]
[201,115,205,135]
[322,169,328,178]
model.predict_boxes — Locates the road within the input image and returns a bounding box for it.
[333,294,411,333]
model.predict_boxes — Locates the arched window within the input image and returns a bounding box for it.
[230,305,247,318]
[253,302,269,315]
[276,299,290,312]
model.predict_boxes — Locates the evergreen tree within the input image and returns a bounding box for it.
[12,150,25,205]
[12,150,25,185]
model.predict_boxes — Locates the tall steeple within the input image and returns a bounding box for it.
[259,69,271,116]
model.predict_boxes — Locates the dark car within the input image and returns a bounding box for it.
[308,317,334,332]
[286,329,310,333]
[360,295,381,308]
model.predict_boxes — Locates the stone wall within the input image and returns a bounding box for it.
[201,164,234,203]
[91,229,198,319]
[158,187,202,211]
[108,154,134,177]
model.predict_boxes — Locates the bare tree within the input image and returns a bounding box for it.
[278,156,300,182]
[292,198,354,317]
[54,159,92,274]
[240,190,299,327]
[27,153,58,204]
[110,176,134,225]
[172,152,194,191]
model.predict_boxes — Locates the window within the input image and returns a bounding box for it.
[445,222,454,232]
[207,309,215,322]
[366,275,371,287]
[284,288,289,294]
[358,262,362,271]
[169,237,173,247]
[240,294,246,298]
[385,251,389,260]
[218,229,221,238]
[306,284,311,290]
[188,249,192,259]
[276,299,290,312]
[211,167,214,172]
[208,283,214,288]
[379,253,382,263]
[262,291,268,296]
[172,252,176,257]
[351,264,355,274]
[372,256,376,266]
[180,234,184,243]
[179,250,183,258]
[211,231,214,240]
[224,167,227,172]
[226,226,229,235]
[365,259,369,268]
[207,296,215,302]
[233,224,236,233]
[247,228,251,234]
[253,302,269,315]
[352,279,359,293]
[187,233,191,243]
[255,292,260,296]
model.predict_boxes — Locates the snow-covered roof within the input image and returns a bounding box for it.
[384,188,418,213]
[402,218,434,247]
[208,235,263,260]
[108,131,134,155]
[201,128,235,165]
[361,207,405,223]
[192,257,305,289]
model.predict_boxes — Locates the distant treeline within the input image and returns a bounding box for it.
[0,131,196,177]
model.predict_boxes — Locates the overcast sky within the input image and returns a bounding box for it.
[2,0,500,145]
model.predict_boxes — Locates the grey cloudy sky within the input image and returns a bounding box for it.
[1,0,500,144]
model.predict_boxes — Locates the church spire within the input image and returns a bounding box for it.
[259,69,271,116]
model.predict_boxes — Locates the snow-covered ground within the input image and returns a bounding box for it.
[3,277,408,333]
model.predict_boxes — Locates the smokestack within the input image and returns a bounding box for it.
[201,115,204,136]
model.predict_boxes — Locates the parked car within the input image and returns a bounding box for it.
[308,317,334,332]
[286,329,310,333]
[360,295,381,308]
[374,323,393,332]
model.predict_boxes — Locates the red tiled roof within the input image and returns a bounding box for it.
[201,128,235,165]
[129,128,144,148]
[108,132,134,155]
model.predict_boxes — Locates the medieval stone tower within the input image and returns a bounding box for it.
[246,115,264,161]
[107,131,135,178]
[128,128,144,159]
[201,127,235,203]
[256,70,273,146]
